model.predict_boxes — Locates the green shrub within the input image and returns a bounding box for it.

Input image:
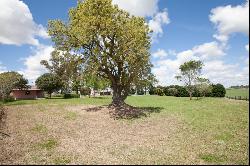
[63,94,80,99]
[192,86,201,98]
[170,85,189,97]
[129,88,136,95]
[168,88,178,96]
[3,96,15,103]
[52,94,64,98]
[163,87,170,96]
[80,87,91,96]
[211,84,226,97]
[136,88,145,95]
[155,88,164,96]
[149,86,156,95]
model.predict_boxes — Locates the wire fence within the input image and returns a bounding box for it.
[226,96,249,101]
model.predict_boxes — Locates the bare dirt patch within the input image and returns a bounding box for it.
[1,104,208,164]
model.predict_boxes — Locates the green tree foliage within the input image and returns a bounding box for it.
[41,51,82,93]
[82,72,110,97]
[136,87,145,95]
[155,88,164,96]
[47,0,153,106]
[0,71,29,101]
[211,84,226,97]
[35,73,63,98]
[196,77,212,97]
[176,60,203,100]
[129,87,136,95]
[167,88,178,96]
[148,84,156,95]
[80,87,91,97]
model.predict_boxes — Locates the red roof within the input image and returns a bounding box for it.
[12,85,42,91]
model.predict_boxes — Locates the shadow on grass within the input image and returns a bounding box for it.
[85,104,163,120]
[89,96,111,99]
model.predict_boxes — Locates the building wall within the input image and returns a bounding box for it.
[12,90,44,100]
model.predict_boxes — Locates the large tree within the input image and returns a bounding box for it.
[175,60,203,100]
[41,50,82,94]
[0,71,29,100]
[47,0,153,106]
[35,73,63,98]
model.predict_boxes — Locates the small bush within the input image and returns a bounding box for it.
[129,88,136,95]
[168,88,178,96]
[52,94,64,98]
[136,88,145,95]
[175,86,189,97]
[3,96,15,103]
[80,87,91,96]
[192,86,201,98]
[211,84,226,97]
[63,94,80,99]
[155,88,164,96]
[149,87,156,95]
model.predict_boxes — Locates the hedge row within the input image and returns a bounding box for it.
[63,93,80,99]
[149,84,226,98]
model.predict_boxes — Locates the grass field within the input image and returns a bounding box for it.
[0,96,249,165]
[226,88,249,98]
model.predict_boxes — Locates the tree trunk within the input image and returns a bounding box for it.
[111,85,127,106]
[189,92,192,100]
[49,93,52,99]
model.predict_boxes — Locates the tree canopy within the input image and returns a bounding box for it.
[47,0,153,106]
[35,73,63,98]
[176,60,203,100]
[41,50,82,93]
[0,71,29,100]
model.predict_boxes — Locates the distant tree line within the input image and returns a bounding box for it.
[230,85,249,89]
[149,84,226,98]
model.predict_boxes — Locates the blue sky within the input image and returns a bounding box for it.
[0,0,249,87]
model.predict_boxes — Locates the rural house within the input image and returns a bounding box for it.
[11,86,44,100]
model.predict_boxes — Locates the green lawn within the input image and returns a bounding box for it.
[1,96,249,165]
[226,88,249,98]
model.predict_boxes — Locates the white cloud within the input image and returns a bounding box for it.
[192,42,225,60]
[203,60,249,87]
[245,44,249,52]
[210,0,249,44]
[152,42,248,87]
[0,0,49,46]
[112,0,169,42]
[112,0,159,17]
[148,9,170,42]
[152,49,168,59]
[20,45,53,83]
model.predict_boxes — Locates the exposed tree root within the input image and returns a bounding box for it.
[85,103,163,119]
[108,103,145,119]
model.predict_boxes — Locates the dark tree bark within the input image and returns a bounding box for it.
[111,84,127,106]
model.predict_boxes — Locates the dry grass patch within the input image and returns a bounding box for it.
[0,104,204,164]
[0,97,248,165]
